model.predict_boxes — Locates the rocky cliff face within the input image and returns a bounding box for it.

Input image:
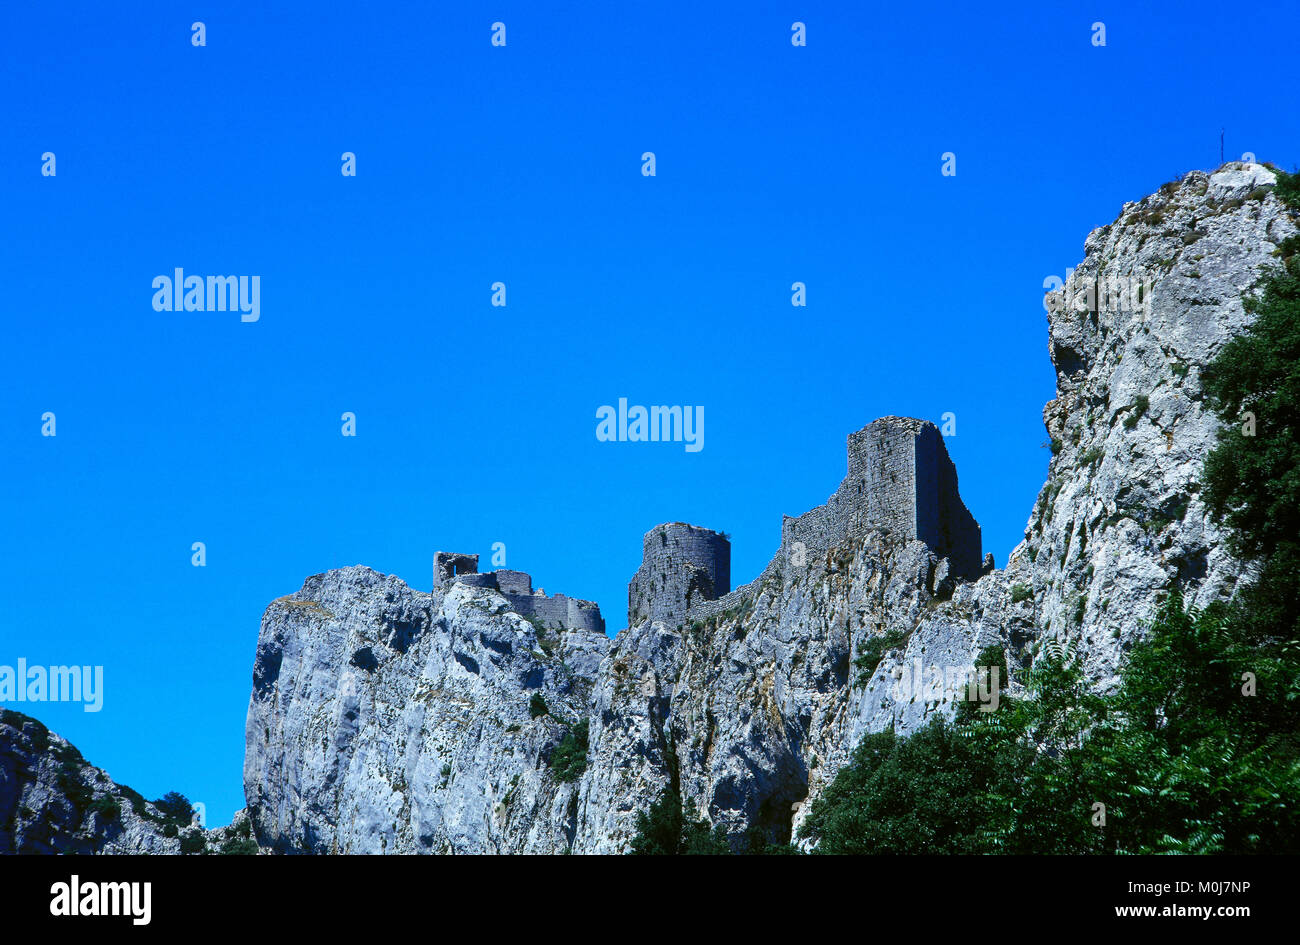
[1022,162,1296,688]
[0,710,173,853]
[235,163,1295,853]
[0,709,258,854]
[243,567,608,853]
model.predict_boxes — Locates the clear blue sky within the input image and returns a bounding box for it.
[2,1,1297,826]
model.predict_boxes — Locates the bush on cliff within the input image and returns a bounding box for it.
[152,791,194,828]
[629,787,730,855]
[550,719,589,783]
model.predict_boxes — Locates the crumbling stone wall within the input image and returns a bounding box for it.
[433,552,605,635]
[780,417,981,579]
[627,523,731,629]
[434,552,479,587]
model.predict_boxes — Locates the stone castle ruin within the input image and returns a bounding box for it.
[434,552,605,636]
[628,523,732,629]
[436,417,979,638]
[780,416,982,578]
[627,416,982,630]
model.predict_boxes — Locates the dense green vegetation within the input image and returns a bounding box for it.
[152,791,194,828]
[87,795,122,824]
[629,786,731,855]
[800,169,1300,854]
[550,719,590,782]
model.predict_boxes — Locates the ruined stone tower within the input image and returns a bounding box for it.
[628,523,731,629]
[781,416,982,578]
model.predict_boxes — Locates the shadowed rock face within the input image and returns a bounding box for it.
[238,164,1296,854]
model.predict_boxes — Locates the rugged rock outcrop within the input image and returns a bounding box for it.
[1021,162,1296,687]
[243,567,608,852]
[0,710,231,854]
[573,163,1297,850]
[1,161,1262,857]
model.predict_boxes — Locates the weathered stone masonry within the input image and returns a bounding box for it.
[431,419,977,640]
[433,552,605,636]
[631,417,982,630]
[627,523,731,629]
[780,416,981,579]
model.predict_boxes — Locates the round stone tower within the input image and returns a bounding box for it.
[628,523,731,629]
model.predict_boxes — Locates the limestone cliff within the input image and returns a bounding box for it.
[240,163,1296,854]
[243,567,608,852]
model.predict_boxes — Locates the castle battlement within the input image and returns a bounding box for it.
[781,416,981,578]
[626,417,982,630]
[434,553,605,636]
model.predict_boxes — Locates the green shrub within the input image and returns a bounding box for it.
[220,837,259,855]
[179,831,207,855]
[853,627,909,685]
[1273,168,1300,209]
[56,768,92,812]
[550,719,589,783]
[87,795,121,824]
[1123,394,1149,429]
[1010,584,1033,604]
[629,788,730,855]
[528,693,549,719]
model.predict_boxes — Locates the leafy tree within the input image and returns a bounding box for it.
[153,791,194,827]
[629,788,683,855]
[801,645,1103,854]
[1080,593,1300,852]
[1201,196,1300,641]
[178,830,207,855]
[629,787,730,855]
